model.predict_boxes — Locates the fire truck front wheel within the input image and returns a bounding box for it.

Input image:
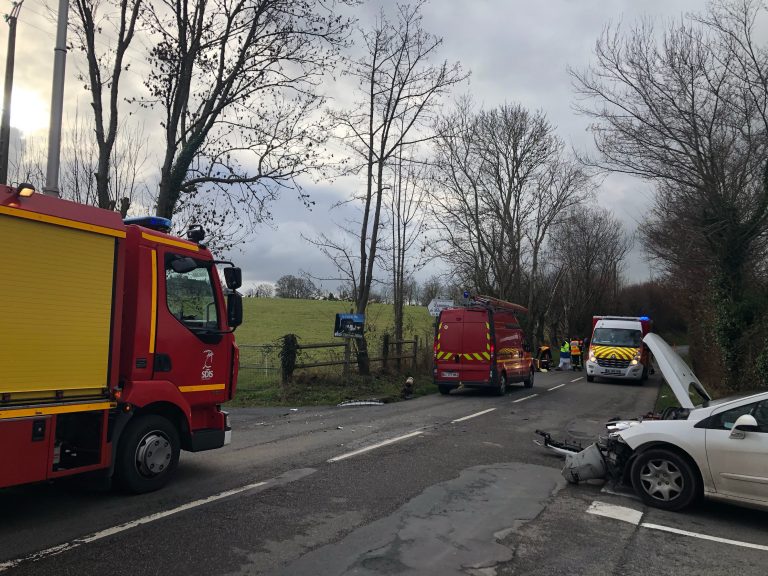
[115,415,181,493]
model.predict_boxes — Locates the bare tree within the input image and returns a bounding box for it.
[381,149,429,358]
[325,1,466,373]
[552,206,633,336]
[254,283,274,298]
[571,0,768,388]
[9,135,46,190]
[71,0,143,213]
[140,0,353,227]
[430,99,591,346]
[8,113,148,213]
[419,274,442,306]
[275,274,317,299]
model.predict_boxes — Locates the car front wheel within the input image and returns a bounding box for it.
[630,448,698,511]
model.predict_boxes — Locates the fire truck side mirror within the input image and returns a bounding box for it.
[227,291,243,328]
[224,267,242,290]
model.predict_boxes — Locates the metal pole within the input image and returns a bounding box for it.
[0,2,23,185]
[43,0,69,197]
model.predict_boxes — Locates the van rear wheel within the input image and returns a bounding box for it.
[496,373,507,396]
[524,367,534,388]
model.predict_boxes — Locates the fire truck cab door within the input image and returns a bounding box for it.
[154,249,231,401]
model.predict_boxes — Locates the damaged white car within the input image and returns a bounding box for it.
[538,333,768,511]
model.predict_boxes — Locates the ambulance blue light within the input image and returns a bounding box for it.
[123,216,172,232]
[639,316,650,321]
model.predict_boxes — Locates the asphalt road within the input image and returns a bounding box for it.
[1,370,767,575]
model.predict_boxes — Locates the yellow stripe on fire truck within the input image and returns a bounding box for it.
[591,346,638,360]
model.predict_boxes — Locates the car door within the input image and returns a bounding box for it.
[704,399,768,502]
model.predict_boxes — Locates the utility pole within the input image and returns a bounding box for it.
[0,1,23,185]
[43,0,69,197]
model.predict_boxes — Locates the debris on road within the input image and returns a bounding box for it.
[336,399,384,407]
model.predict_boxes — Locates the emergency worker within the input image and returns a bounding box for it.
[537,345,552,371]
[556,338,571,371]
[570,339,582,371]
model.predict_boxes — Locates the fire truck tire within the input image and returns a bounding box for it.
[438,384,451,395]
[115,415,181,494]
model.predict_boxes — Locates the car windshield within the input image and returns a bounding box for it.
[592,328,642,347]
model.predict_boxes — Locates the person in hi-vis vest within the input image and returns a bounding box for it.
[556,339,571,370]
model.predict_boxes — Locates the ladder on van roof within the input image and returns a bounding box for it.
[470,295,528,314]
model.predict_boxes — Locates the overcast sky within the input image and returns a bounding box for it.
[1,0,705,291]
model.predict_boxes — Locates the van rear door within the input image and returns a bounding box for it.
[436,309,491,383]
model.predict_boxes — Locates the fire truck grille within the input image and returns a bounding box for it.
[597,358,630,369]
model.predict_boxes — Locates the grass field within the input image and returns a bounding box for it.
[236,297,435,345]
[230,298,437,406]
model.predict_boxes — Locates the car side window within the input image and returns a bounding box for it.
[707,401,766,432]
[751,401,768,432]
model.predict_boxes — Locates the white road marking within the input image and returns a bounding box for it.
[587,500,768,552]
[451,408,497,423]
[547,383,566,391]
[512,394,538,403]
[570,377,583,383]
[586,501,643,525]
[641,523,768,552]
[327,430,424,463]
[0,480,269,573]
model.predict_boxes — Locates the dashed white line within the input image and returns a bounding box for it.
[586,501,643,525]
[327,430,424,463]
[640,523,768,552]
[512,394,538,403]
[547,383,566,391]
[570,377,584,383]
[451,408,497,423]
[0,480,269,572]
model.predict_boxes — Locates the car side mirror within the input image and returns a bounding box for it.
[729,414,759,439]
[224,267,242,290]
[227,291,243,329]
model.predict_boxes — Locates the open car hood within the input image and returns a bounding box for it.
[643,333,711,409]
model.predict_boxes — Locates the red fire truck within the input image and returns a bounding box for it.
[0,184,242,493]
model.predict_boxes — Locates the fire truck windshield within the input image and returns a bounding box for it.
[592,328,642,347]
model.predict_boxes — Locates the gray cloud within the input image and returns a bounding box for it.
[3,0,705,286]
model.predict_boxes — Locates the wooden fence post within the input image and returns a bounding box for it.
[413,335,419,368]
[382,334,390,371]
[342,339,351,384]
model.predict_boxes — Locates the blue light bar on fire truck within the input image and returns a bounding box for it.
[123,216,173,233]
